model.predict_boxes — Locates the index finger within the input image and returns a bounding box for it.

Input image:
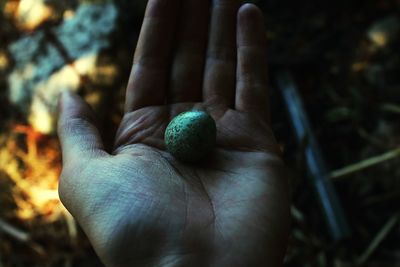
[203,0,240,108]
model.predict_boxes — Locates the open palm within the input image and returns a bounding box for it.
[58,1,290,267]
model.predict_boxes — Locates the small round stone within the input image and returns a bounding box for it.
[165,110,217,162]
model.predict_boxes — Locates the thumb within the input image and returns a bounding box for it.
[58,91,106,167]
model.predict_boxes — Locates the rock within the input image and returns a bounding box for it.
[8,3,118,134]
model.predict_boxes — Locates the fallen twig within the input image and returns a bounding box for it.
[276,70,350,241]
[356,214,400,266]
[0,218,45,256]
[381,103,400,114]
[329,147,400,180]
[0,218,29,242]
[291,205,305,223]
[63,209,78,245]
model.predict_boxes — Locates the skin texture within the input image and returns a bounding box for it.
[165,111,217,163]
[58,1,290,267]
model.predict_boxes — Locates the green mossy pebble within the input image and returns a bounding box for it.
[165,110,217,163]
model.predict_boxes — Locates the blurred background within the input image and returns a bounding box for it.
[0,0,399,266]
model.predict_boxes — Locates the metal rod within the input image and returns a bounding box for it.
[275,70,351,241]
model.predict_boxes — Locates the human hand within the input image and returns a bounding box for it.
[58,0,290,266]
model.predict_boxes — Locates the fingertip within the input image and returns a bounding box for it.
[237,3,266,46]
[59,90,78,118]
[57,91,106,164]
[58,90,68,113]
[238,3,263,20]
[58,90,97,125]
[145,0,179,18]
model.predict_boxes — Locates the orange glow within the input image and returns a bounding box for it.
[1,125,66,222]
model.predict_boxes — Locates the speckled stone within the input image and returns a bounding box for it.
[165,110,217,163]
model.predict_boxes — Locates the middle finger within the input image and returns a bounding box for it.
[203,0,240,108]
